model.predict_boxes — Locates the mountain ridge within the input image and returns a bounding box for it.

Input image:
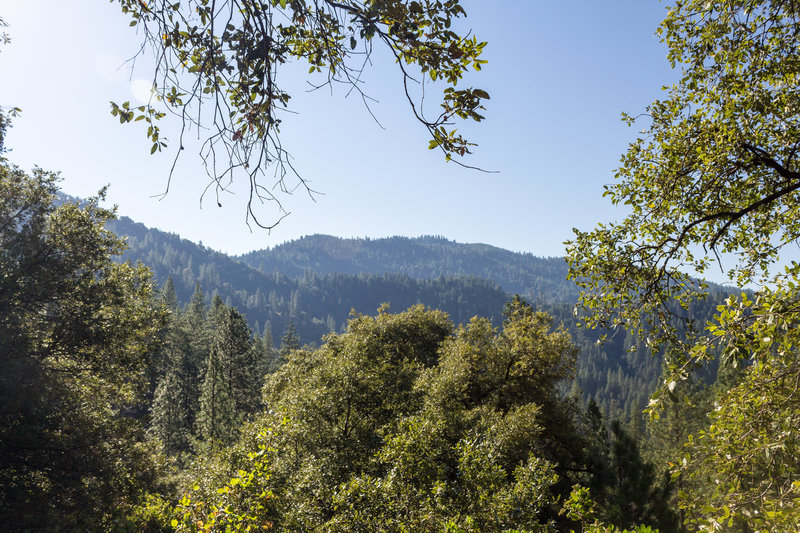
[107,216,513,343]
[103,212,729,421]
[237,233,578,303]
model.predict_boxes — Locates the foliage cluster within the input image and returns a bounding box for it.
[152,300,677,532]
[567,0,800,529]
[111,0,488,226]
[0,159,165,529]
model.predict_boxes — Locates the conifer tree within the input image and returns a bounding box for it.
[220,307,260,415]
[197,306,260,444]
[150,369,192,454]
[149,304,199,455]
[253,329,277,377]
[184,283,211,428]
[161,276,178,311]
[279,321,300,362]
[151,277,182,384]
[210,292,226,327]
[197,345,239,445]
[186,282,207,327]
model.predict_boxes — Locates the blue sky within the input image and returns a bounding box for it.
[0,1,673,257]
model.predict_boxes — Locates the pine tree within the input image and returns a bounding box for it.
[149,306,199,455]
[219,307,260,415]
[161,276,178,311]
[279,321,300,362]
[151,276,182,383]
[150,370,192,454]
[209,292,226,327]
[196,306,260,444]
[197,345,238,444]
[253,329,277,377]
[184,282,211,432]
[186,282,207,326]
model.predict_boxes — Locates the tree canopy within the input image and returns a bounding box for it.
[111,0,488,227]
[567,0,800,352]
[0,161,165,529]
[567,0,800,529]
[165,302,583,531]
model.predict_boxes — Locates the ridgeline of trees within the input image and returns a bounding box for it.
[109,215,511,343]
[237,234,579,303]
[109,214,733,424]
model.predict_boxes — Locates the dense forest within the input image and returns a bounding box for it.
[109,215,512,341]
[107,213,731,424]
[237,234,578,302]
[4,169,705,532]
[5,0,800,531]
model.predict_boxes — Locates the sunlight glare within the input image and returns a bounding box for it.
[130,79,156,104]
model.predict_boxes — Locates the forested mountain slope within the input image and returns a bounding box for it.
[107,217,509,345]
[107,216,730,421]
[237,234,578,303]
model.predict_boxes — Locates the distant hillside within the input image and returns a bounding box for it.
[237,234,578,303]
[107,217,510,345]
[106,216,731,422]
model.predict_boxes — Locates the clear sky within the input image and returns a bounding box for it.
[0,1,674,257]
